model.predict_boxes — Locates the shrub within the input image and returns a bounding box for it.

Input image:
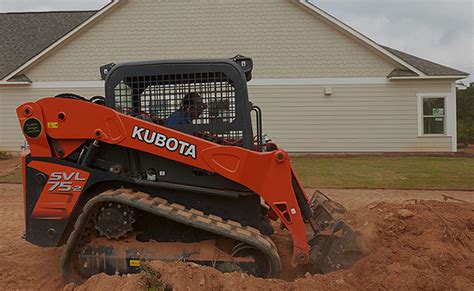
[457,120,474,147]
[457,87,474,147]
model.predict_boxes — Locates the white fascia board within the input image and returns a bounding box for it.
[0,0,122,83]
[389,75,469,81]
[297,0,426,77]
[20,78,390,89]
[29,81,105,88]
[0,82,32,86]
[416,93,451,98]
[248,77,389,86]
[11,76,463,88]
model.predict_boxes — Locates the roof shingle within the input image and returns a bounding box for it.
[387,68,419,78]
[382,46,469,77]
[0,11,97,80]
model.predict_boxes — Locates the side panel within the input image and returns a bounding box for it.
[28,161,90,220]
[23,156,130,247]
[23,156,264,248]
[24,158,92,246]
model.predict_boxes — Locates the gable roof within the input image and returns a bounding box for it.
[0,0,469,83]
[0,10,97,80]
[382,46,469,77]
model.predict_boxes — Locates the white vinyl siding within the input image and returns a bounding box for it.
[0,80,454,153]
[248,80,453,152]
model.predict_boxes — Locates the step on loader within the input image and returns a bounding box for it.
[16,56,362,280]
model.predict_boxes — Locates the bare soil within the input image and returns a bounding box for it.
[0,157,20,177]
[1,184,473,290]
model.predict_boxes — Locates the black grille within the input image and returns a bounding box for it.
[113,73,243,144]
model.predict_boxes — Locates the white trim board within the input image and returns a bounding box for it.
[28,81,105,88]
[0,81,31,86]
[390,75,468,80]
[450,82,457,152]
[10,78,393,89]
[249,77,389,86]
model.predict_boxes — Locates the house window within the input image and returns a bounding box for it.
[422,97,446,135]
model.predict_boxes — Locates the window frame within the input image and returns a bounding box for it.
[416,94,449,137]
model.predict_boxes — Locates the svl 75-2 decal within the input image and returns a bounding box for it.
[48,172,87,192]
[28,161,90,219]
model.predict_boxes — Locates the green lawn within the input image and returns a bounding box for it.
[1,156,473,190]
[291,156,474,190]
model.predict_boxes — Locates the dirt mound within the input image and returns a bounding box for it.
[73,200,474,290]
[64,273,144,291]
[342,200,473,290]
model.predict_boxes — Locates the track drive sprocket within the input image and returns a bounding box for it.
[93,202,135,240]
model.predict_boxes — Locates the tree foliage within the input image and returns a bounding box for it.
[457,83,474,146]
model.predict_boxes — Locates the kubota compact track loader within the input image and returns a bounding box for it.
[17,56,362,280]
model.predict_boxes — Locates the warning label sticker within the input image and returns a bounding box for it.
[47,122,59,129]
[23,118,42,139]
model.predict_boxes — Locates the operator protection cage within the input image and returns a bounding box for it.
[103,57,255,149]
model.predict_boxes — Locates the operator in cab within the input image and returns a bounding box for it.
[165,92,207,127]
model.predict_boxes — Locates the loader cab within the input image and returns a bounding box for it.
[102,56,260,150]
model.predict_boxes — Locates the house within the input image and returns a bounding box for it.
[0,0,469,153]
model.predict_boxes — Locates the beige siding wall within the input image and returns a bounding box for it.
[24,0,396,82]
[0,81,453,152]
[0,86,104,151]
[248,80,453,152]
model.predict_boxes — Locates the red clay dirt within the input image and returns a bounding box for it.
[0,183,473,290]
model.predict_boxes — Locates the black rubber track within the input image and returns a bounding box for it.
[60,188,282,280]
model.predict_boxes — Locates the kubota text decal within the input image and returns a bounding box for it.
[131,126,197,159]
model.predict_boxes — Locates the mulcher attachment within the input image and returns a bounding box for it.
[308,191,364,273]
